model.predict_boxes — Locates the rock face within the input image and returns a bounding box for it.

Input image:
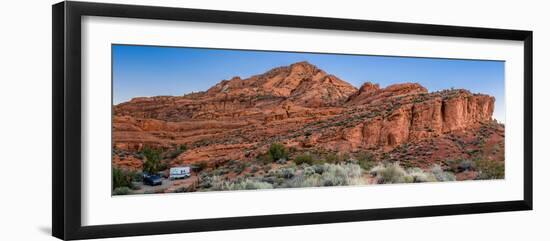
[113,61,499,167]
[347,82,427,105]
[115,61,357,122]
[347,90,495,150]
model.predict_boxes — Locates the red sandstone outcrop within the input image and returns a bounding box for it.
[112,155,142,170]
[347,82,428,105]
[337,91,495,151]
[115,61,357,122]
[112,61,499,167]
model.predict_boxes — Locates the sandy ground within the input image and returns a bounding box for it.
[131,175,198,194]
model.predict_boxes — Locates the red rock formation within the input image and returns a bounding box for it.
[112,155,142,170]
[347,82,427,105]
[115,61,357,123]
[112,61,500,168]
[334,91,495,152]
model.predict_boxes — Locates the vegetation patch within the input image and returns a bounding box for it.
[474,158,504,179]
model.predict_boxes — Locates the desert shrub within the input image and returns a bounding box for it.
[166,144,188,159]
[341,153,351,162]
[370,162,448,184]
[159,161,169,172]
[212,167,230,176]
[303,166,317,176]
[141,146,162,174]
[261,176,279,185]
[209,176,273,191]
[209,176,231,191]
[274,166,296,179]
[475,159,505,179]
[319,163,364,186]
[458,159,475,172]
[132,172,143,182]
[276,158,287,164]
[279,167,296,179]
[198,173,214,189]
[301,173,324,187]
[407,167,437,183]
[324,153,339,164]
[268,143,289,161]
[112,187,132,195]
[233,161,246,174]
[370,163,413,184]
[230,179,274,190]
[257,153,274,164]
[356,152,376,170]
[370,163,451,184]
[112,167,134,190]
[294,153,314,165]
[191,161,208,172]
[431,165,456,182]
[282,173,317,188]
[312,164,326,174]
[445,159,475,173]
[262,164,272,173]
[279,163,363,188]
[178,144,188,152]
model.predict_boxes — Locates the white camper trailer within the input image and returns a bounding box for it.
[169,166,191,180]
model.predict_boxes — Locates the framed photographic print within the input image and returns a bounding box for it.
[52,1,533,240]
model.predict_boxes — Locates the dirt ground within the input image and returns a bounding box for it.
[130,175,198,194]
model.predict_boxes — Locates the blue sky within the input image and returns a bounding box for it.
[113,45,505,122]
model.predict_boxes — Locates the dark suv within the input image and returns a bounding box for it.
[143,174,162,186]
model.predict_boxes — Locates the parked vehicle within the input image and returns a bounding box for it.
[143,174,162,186]
[169,166,191,180]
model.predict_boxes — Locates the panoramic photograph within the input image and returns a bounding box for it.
[111,45,505,196]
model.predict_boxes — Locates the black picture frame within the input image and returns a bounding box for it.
[52,1,533,240]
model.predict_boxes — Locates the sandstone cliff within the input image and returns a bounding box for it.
[112,61,500,168]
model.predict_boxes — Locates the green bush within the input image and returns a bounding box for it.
[268,143,289,161]
[112,186,132,195]
[275,167,296,179]
[209,176,274,191]
[294,153,314,165]
[370,163,412,184]
[230,179,274,190]
[320,163,364,186]
[141,146,163,174]
[431,165,456,182]
[132,172,144,182]
[475,159,504,179]
[257,153,274,165]
[284,163,364,188]
[112,167,134,190]
[178,144,188,152]
[407,167,437,183]
[303,166,317,176]
[212,167,230,176]
[324,153,339,163]
[356,152,376,170]
[370,163,455,184]
[234,162,246,174]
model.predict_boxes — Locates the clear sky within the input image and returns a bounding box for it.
[113,45,505,122]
